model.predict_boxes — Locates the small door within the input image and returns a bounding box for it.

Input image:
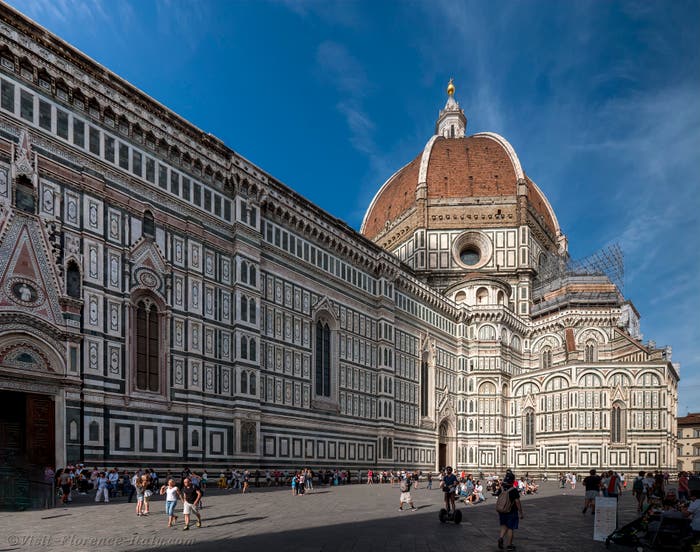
[439,443,447,469]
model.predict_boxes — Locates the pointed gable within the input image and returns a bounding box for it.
[0,216,64,325]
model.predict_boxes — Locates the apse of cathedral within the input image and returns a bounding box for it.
[0,4,678,476]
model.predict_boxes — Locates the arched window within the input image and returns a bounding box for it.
[240,296,248,322]
[66,260,81,298]
[315,320,331,397]
[541,346,552,369]
[524,409,535,447]
[249,299,256,325]
[135,299,159,392]
[240,422,256,453]
[240,336,248,359]
[478,325,496,340]
[249,339,257,362]
[497,291,505,305]
[249,266,257,287]
[249,373,257,396]
[455,290,466,303]
[15,175,35,213]
[240,370,248,394]
[420,358,429,416]
[89,420,99,442]
[611,403,624,443]
[142,210,155,238]
[585,340,597,362]
[240,261,248,284]
[476,287,489,304]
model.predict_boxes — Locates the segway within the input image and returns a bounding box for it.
[438,506,462,524]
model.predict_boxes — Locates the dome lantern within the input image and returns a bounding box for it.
[435,78,466,139]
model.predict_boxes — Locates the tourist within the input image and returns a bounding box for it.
[497,471,523,551]
[632,470,646,512]
[582,469,601,514]
[135,474,146,516]
[440,466,458,512]
[95,472,109,503]
[58,468,72,504]
[160,479,182,528]
[683,490,700,541]
[570,473,577,490]
[474,480,485,503]
[606,471,622,499]
[242,470,250,493]
[398,473,417,511]
[142,475,152,515]
[427,472,433,490]
[181,478,203,530]
[367,468,373,485]
[678,472,690,503]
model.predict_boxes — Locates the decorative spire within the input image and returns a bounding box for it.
[435,78,466,138]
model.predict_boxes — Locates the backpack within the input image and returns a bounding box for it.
[496,488,513,513]
[400,478,411,492]
[632,477,643,493]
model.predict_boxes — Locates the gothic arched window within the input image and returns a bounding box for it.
[249,373,257,396]
[240,336,248,359]
[420,358,429,417]
[240,296,248,322]
[240,370,248,394]
[249,339,257,362]
[66,260,81,298]
[315,320,331,397]
[143,210,155,238]
[240,422,256,453]
[135,299,160,392]
[541,346,553,369]
[15,175,35,214]
[611,403,624,443]
[585,340,597,362]
[524,408,535,447]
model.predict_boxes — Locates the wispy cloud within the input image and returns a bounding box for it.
[155,0,210,52]
[315,41,391,186]
[13,0,109,30]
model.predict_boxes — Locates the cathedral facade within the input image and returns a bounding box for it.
[0,5,678,478]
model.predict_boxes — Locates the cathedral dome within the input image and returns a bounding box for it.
[360,83,562,253]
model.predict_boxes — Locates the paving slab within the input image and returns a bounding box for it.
[0,482,642,552]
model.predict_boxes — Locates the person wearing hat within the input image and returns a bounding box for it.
[497,471,523,551]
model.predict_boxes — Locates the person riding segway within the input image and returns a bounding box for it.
[439,466,462,523]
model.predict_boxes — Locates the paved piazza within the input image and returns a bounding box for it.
[0,481,642,552]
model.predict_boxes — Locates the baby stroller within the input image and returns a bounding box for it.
[605,508,693,551]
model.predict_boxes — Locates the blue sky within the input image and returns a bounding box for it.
[11,0,700,413]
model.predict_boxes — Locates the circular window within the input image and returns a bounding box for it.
[460,247,481,266]
[452,231,493,270]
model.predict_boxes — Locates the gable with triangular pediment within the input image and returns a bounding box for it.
[130,238,169,294]
[0,214,64,325]
[311,295,339,320]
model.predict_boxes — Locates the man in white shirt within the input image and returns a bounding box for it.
[686,490,700,538]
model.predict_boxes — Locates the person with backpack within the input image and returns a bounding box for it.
[606,471,621,499]
[632,470,646,512]
[496,471,523,551]
[398,473,417,511]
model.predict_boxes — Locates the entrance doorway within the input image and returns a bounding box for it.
[0,391,55,509]
[438,421,449,469]
[0,391,55,469]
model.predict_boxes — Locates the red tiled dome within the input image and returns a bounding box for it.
[361,132,559,242]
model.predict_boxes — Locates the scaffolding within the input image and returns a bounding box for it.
[533,243,625,292]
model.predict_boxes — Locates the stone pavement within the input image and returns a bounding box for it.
[0,481,642,552]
